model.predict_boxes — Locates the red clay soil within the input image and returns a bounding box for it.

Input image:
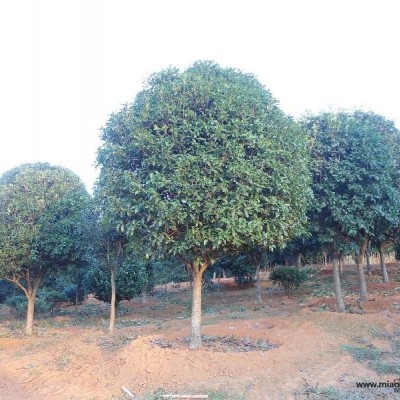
[1,268,400,400]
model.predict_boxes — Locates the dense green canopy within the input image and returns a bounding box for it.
[97,61,312,262]
[306,110,400,244]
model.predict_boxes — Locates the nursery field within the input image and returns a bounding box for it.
[1,264,400,400]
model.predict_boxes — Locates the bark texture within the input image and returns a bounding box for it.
[354,243,368,302]
[365,241,372,276]
[109,268,116,332]
[190,269,203,349]
[379,244,390,283]
[255,264,262,304]
[332,251,345,312]
[26,293,36,336]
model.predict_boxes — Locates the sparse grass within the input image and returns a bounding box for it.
[294,380,399,399]
[115,319,150,328]
[57,355,71,370]
[342,326,400,375]
[342,344,382,362]
[128,388,244,400]
[207,390,245,400]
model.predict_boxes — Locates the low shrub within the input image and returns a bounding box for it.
[42,290,68,309]
[62,285,85,304]
[270,267,308,293]
[5,295,52,318]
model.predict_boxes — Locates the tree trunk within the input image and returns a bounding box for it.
[255,263,262,304]
[75,287,79,311]
[332,251,345,312]
[109,267,116,333]
[26,293,36,336]
[141,291,148,303]
[339,254,344,274]
[355,248,368,302]
[379,244,389,283]
[284,258,289,267]
[23,275,42,336]
[365,241,372,276]
[190,267,205,349]
[323,252,328,267]
[295,254,301,269]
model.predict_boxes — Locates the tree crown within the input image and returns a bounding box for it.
[98,61,311,262]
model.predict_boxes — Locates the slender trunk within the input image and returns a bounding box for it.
[141,291,148,303]
[75,287,79,311]
[355,248,368,302]
[24,276,41,336]
[190,267,205,349]
[379,244,389,283]
[295,254,301,269]
[339,254,344,274]
[109,268,116,333]
[284,258,289,267]
[255,264,262,304]
[26,293,36,336]
[365,241,372,276]
[323,252,327,267]
[332,251,345,312]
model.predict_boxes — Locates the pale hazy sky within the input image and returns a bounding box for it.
[1,0,400,191]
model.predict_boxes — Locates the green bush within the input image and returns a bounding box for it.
[86,256,152,304]
[270,267,308,293]
[42,290,68,309]
[211,255,256,286]
[4,295,26,310]
[0,280,15,303]
[62,284,85,304]
[5,295,52,318]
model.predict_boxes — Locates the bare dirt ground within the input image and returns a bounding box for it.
[1,264,400,399]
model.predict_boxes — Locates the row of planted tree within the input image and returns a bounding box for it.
[1,61,400,347]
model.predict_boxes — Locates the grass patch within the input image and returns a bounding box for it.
[294,380,399,399]
[342,344,382,362]
[342,327,400,375]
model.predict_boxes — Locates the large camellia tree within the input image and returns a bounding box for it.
[0,163,90,334]
[97,61,311,348]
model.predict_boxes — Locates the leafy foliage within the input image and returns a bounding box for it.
[211,255,256,286]
[86,254,152,304]
[151,258,188,286]
[0,280,15,303]
[0,163,90,284]
[270,266,309,293]
[304,111,400,247]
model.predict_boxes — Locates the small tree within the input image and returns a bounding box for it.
[97,61,311,348]
[0,163,90,334]
[92,196,126,332]
[86,253,150,305]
